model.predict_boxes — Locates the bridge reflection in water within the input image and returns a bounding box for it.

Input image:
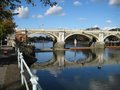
[31,48,120,90]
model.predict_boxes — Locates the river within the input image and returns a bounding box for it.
[31,42,120,90]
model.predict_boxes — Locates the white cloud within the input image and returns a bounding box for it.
[73,1,82,6]
[32,14,44,19]
[45,5,63,16]
[106,20,112,24]
[92,0,120,6]
[109,0,120,6]
[15,6,29,18]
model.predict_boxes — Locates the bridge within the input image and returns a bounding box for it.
[16,28,120,49]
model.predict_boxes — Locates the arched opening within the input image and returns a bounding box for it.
[104,35,120,47]
[28,33,57,49]
[65,34,91,48]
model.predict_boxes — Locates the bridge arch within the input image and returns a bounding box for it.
[80,32,99,40]
[28,32,58,41]
[103,34,120,41]
[65,33,96,41]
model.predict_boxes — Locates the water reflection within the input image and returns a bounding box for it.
[32,48,120,90]
[35,49,98,68]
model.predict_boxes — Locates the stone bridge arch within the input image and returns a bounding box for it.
[82,32,99,41]
[103,34,120,41]
[65,33,93,41]
[28,32,58,41]
[65,33,98,41]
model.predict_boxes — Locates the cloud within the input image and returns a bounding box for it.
[109,0,120,6]
[73,1,82,6]
[32,14,44,19]
[15,6,29,18]
[91,0,120,6]
[106,20,112,24]
[45,5,63,16]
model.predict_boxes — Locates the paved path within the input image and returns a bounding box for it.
[0,66,7,89]
[3,64,22,90]
[0,46,24,90]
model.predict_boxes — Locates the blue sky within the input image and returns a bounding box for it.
[14,0,120,29]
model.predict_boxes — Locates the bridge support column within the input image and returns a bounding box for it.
[91,32,105,48]
[54,41,65,50]
[53,31,65,50]
[95,42,105,48]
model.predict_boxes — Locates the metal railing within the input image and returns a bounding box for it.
[17,48,42,90]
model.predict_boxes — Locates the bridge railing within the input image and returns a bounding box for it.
[17,48,42,90]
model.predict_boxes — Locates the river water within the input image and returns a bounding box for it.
[31,42,120,90]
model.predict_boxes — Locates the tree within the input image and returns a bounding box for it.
[109,28,120,31]
[0,1,16,40]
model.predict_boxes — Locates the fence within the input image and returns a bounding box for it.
[17,48,42,90]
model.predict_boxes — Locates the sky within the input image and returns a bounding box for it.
[14,0,120,30]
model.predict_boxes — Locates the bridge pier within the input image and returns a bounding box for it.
[91,42,105,48]
[53,42,65,50]
[95,42,105,48]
